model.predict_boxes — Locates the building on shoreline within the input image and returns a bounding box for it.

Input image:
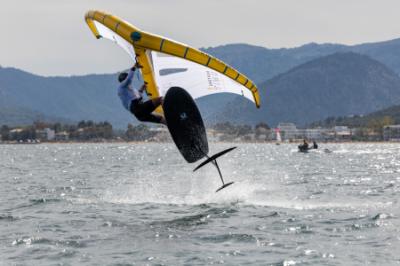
[383,125,400,141]
[252,124,355,142]
[277,123,298,140]
[36,128,55,141]
[0,121,395,143]
[55,131,69,141]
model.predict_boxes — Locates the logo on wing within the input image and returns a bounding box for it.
[180,112,188,121]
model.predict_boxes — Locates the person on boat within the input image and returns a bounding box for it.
[313,141,318,149]
[298,139,309,151]
[118,62,166,125]
[302,139,309,149]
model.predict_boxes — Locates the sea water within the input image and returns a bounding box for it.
[0,143,399,265]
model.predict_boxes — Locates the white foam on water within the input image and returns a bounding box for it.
[98,175,261,206]
[67,142,400,213]
[94,174,394,212]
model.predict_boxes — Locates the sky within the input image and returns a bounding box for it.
[1,0,400,76]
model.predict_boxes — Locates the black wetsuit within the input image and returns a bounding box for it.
[130,98,162,124]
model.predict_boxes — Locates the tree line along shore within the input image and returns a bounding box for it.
[1,116,400,144]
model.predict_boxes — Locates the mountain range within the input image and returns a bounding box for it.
[0,67,134,128]
[203,38,400,83]
[216,52,400,126]
[1,38,400,128]
[0,106,70,127]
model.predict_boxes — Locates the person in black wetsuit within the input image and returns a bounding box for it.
[313,141,318,149]
[117,62,166,125]
[298,139,309,152]
[303,139,309,149]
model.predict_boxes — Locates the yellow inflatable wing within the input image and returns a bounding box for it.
[85,10,260,109]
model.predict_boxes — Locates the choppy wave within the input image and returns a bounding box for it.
[0,143,399,265]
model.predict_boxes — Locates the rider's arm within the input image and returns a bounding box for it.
[139,83,147,93]
[120,66,136,88]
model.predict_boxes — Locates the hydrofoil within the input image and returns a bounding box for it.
[163,87,236,192]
